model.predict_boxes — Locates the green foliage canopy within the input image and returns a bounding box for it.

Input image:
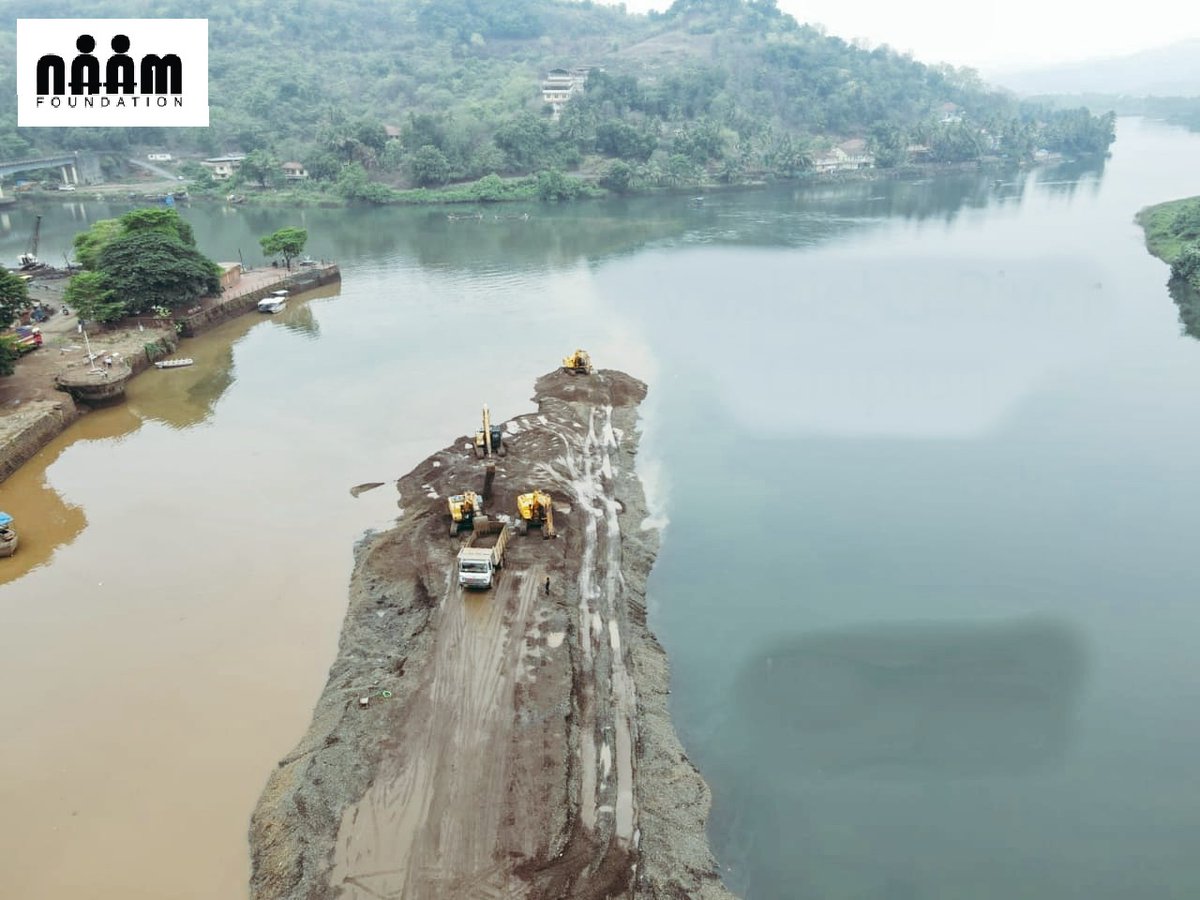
[64,271,124,324]
[0,269,30,330]
[96,230,221,314]
[260,227,309,268]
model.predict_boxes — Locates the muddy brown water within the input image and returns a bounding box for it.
[4,118,1200,898]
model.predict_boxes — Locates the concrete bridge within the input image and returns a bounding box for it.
[0,153,81,196]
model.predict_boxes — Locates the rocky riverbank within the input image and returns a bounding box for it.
[250,369,735,899]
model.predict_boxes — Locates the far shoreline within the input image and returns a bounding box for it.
[2,152,1086,213]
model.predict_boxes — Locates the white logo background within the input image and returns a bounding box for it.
[17,19,209,128]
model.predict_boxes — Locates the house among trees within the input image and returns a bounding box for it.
[281,162,309,180]
[939,102,963,125]
[147,152,172,162]
[813,140,876,173]
[201,155,246,180]
[541,66,598,120]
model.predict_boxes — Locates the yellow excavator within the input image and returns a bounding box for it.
[562,349,594,375]
[516,489,556,539]
[474,404,506,459]
[447,490,481,537]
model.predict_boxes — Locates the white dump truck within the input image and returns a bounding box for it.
[456,521,509,590]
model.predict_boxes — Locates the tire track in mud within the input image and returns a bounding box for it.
[536,392,639,888]
[330,565,544,899]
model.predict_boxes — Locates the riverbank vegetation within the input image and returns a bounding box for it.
[0,0,1116,203]
[0,271,30,375]
[1032,94,1200,134]
[1138,196,1200,290]
[65,209,221,323]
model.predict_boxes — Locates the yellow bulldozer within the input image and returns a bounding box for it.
[516,489,556,539]
[562,349,594,375]
[447,490,481,537]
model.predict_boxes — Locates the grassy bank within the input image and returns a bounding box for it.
[1137,196,1200,264]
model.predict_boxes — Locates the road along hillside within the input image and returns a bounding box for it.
[250,368,735,899]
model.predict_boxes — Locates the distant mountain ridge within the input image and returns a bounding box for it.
[989,40,1200,97]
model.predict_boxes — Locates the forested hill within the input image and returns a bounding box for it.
[0,0,1116,195]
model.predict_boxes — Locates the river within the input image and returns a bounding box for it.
[1,117,1198,898]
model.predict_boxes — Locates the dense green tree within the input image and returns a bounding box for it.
[600,160,634,193]
[119,208,197,247]
[929,123,984,163]
[64,271,124,324]
[96,231,221,314]
[594,121,657,162]
[259,227,309,269]
[536,169,588,201]
[1172,244,1200,288]
[494,113,552,172]
[869,122,908,168]
[72,219,125,270]
[305,152,342,182]
[240,149,279,187]
[336,163,395,203]
[1172,206,1200,243]
[408,146,451,187]
[0,340,18,377]
[673,120,725,165]
[665,153,698,186]
[402,113,449,154]
[0,269,29,330]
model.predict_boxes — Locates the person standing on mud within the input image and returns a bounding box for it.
[544,576,550,595]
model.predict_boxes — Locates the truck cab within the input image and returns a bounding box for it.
[457,548,498,590]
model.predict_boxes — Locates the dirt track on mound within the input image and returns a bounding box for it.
[250,369,735,900]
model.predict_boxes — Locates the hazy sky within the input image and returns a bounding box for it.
[609,0,1200,71]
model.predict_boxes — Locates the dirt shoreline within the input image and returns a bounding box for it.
[250,369,736,899]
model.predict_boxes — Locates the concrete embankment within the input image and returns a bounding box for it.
[178,264,340,336]
[0,400,80,483]
[250,369,735,899]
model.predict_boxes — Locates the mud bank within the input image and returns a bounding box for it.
[0,400,80,483]
[250,369,735,899]
[0,325,176,486]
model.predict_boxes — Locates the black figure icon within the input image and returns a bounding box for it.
[105,35,135,94]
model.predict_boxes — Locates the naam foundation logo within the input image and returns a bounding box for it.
[16,19,209,127]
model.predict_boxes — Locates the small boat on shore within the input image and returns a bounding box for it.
[154,358,194,369]
[0,512,18,558]
[257,290,288,314]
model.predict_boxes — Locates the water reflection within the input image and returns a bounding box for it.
[272,297,321,340]
[0,403,140,585]
[1168,277,1200,339]
[127,284,337,428]
[0,156,1115,279]
[705,619,1088,898]
[728,618,1087,778]
[1033,155,1107,199]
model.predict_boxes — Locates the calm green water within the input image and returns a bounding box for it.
[2,117,1199,898]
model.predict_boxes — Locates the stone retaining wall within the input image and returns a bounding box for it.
[0,400,80,484]
[179,264,341,337]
